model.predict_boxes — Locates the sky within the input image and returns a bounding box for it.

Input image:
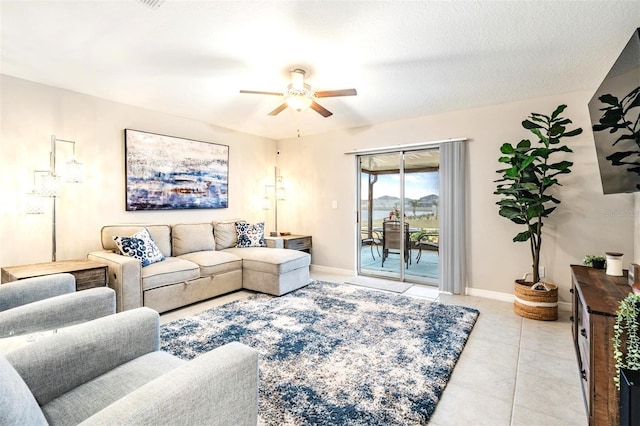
[362,171,439,200]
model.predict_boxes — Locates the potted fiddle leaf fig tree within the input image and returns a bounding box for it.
[494,104,582,320]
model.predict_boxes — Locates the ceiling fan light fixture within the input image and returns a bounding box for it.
[291,69,306,90]
[285,95,312,112]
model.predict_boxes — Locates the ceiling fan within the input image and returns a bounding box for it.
[240,69,357,118]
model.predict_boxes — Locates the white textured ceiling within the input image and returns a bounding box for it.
[1,1,639,140]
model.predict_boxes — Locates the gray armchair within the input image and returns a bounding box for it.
[0,307,259,425]
[0,273,116,338]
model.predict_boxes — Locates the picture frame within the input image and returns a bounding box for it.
[124,129,229,211]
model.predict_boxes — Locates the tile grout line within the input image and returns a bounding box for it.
[510,316,524,426]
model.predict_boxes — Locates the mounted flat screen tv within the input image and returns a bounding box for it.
[588,27,640,194]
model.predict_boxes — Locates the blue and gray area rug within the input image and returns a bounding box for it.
[160,281,479,425]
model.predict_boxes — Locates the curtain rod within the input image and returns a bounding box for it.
[344,137,467,156]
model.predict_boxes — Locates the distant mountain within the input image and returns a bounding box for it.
[369,194,438,209]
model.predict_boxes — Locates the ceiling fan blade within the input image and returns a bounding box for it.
[240,90,283,96]
[268,103,288,116]
[310,101,333,117]
[314,88,357,98]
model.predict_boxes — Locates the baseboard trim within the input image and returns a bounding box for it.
[310,266,572,312]
[466,287,571,312]
[310,265,354,276]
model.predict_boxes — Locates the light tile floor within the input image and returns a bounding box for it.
[160,271,588,426]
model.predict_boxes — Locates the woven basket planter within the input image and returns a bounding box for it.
[513,280,558,321]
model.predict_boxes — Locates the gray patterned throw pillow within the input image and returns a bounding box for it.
[235,222,266,248]
[113,227,165,266]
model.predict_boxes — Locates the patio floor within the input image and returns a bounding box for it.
[359,244,438,284]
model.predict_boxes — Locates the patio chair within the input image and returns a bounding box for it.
[381,220,411,268]
[361,229,382,260]
[415,231,439,263]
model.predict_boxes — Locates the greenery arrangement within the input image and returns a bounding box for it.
[495,105,583,284]
[583,255,606,267]
[613,293,640,388]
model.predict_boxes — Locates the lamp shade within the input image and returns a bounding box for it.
[39,174,62,197]
[25,191,46,214]
[64,158,84,183]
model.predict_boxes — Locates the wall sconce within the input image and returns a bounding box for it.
[26,135,84,262]
[262,167,286,236]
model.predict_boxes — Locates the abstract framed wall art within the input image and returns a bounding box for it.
[124,129,229,211]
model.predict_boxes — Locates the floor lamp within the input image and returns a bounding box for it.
[26,135,84,262]
[263,167,286,237]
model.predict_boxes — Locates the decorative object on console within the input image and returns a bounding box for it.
[263,167,286,236]
[607,252,624,276]
[124,129,229,211]
[629,263,640,286]
[112,227,165,267]
[25,135,84,262]
[235,222,267,248]
[583,254,606,269]
[494,105,582,320]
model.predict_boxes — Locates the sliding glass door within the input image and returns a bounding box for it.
[357,149,439,285]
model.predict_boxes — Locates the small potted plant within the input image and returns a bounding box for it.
[583,255,606,269]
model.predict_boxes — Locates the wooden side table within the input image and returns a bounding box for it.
[1,259,108,291]
[280,235,312,253]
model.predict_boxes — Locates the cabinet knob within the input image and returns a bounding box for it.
[580,328,587,338]
[570,288,574,293]
[581,370,587,380]
[570,316,574,322]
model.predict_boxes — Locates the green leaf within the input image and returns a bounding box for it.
[550,123,566,137]
[530,128,548,143]
[551,104,567,119]
[516,139,531,150]
[500,143,515,154]
[513,231,531,242]
[563,128,583,137]
[522,120,543,130]
[498,156,511,163]
[505,166,519,179]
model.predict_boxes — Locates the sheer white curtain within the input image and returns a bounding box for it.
[439,140,466,294]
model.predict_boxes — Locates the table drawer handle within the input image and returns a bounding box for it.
[580,328,587,338]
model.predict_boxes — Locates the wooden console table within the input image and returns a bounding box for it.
[1,259,107,291]
[571,264,632,425]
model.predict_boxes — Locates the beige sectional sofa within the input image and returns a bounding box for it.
[88,221,311,313]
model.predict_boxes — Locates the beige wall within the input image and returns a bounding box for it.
[1,74,634,303]
[0,75,276,266]
[277,91,635,302]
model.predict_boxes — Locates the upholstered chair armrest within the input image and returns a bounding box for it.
[88,251,142,312]
[0,273,76,311]
[6,307,159,407]
[81,342,259,426]
[0,287,115,338]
